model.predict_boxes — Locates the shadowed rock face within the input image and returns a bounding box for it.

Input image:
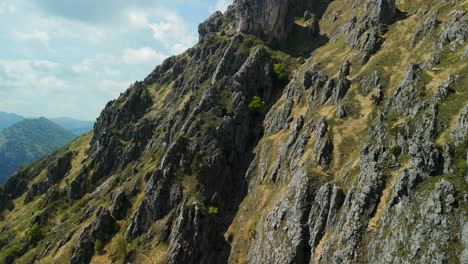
[232,0,330,42]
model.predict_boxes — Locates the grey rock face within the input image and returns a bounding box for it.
[308,183,344,261]
[248,171,316,264]
[231,0,330,42]
[335,105,347,119]
[110,190,128,220]
[24,181,49,204]
[341,0,396,62]
[70,207,117,264]
[47,152,73,185]
[339,61,351,78]
[410,10,439,48]
[68,173,85,200]
[433,74,459,103]
[426,11,468,67]
[369,180,464,264]
[385,64,428,117]
[331,78,351,104]
[125,139,186,240]
[198,11,226,39]
[313,119,333,170]
[361,71,381,95]
[450,105,468,147]
[442,143,455,174]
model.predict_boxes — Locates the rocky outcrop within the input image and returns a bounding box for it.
[70,207,117,264]
[308,183,344,261]
[410,9,439,48]
[230,0,330,43]
[248,171,316,264]
[110,190,129,220]
[199,11,226,39]
[47,152,73,185]
[341,0,396,63]
[426,11,467,67]
[450,105,468,147]
[369,180,463,264]
[313,119,333,170]
[385,64,428,117]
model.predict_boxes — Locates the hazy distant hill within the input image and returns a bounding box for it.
[0,117,76,183]
[0,112,24,130]
[49,117,94,135]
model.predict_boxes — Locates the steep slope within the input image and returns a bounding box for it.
[0,0,466,263]
[0,112,24,130]
[49,117,94,136]
[0,118,76,183]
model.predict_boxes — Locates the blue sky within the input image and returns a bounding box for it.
[0,0,232,120]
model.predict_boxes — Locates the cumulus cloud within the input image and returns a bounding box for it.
[148,10,196,53]
[209,0,232,13]
[0,0,218,119]
[122,47,167,65]
[128,11,149,28]
[0,58,133,119]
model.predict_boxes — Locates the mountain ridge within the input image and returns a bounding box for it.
[0,117,76,183]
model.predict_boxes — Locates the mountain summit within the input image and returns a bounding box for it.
[0,0,466,263]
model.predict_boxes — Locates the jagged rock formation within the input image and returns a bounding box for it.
[0,0,466,263]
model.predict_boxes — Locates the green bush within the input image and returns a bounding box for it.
[25,224,44,244]
[208,206,218,215]
[4,245,21,257]
[390,146,402,157]
[248,96,266,113]
[273,63,289,82]
[94,239,104,255]
[0,185,4,196]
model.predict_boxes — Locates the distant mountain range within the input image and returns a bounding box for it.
[0,117,77,183]
[0,112,94,135]
[0,112,24,130]
[49,117,94,135]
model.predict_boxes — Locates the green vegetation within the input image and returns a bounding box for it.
[273,63,289,82]
[208,206,219,215]
[390,146,402,157]
[0,118,76,183]
[454,139,467,176]
[4,245,21,258]
[0,185,4,196]
[248,96,266,114]
[25,224,44,244]
[94,239,104,255]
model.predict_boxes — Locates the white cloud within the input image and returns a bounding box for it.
[122,47,167,65]
[171,43,188,55]
[72,59,92,74]
[209,0,231,13]
[97,79,132,97]
[0,60,66,95]
[128,11,149,28]
[15,30,50,46]
[148,10,196,51]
